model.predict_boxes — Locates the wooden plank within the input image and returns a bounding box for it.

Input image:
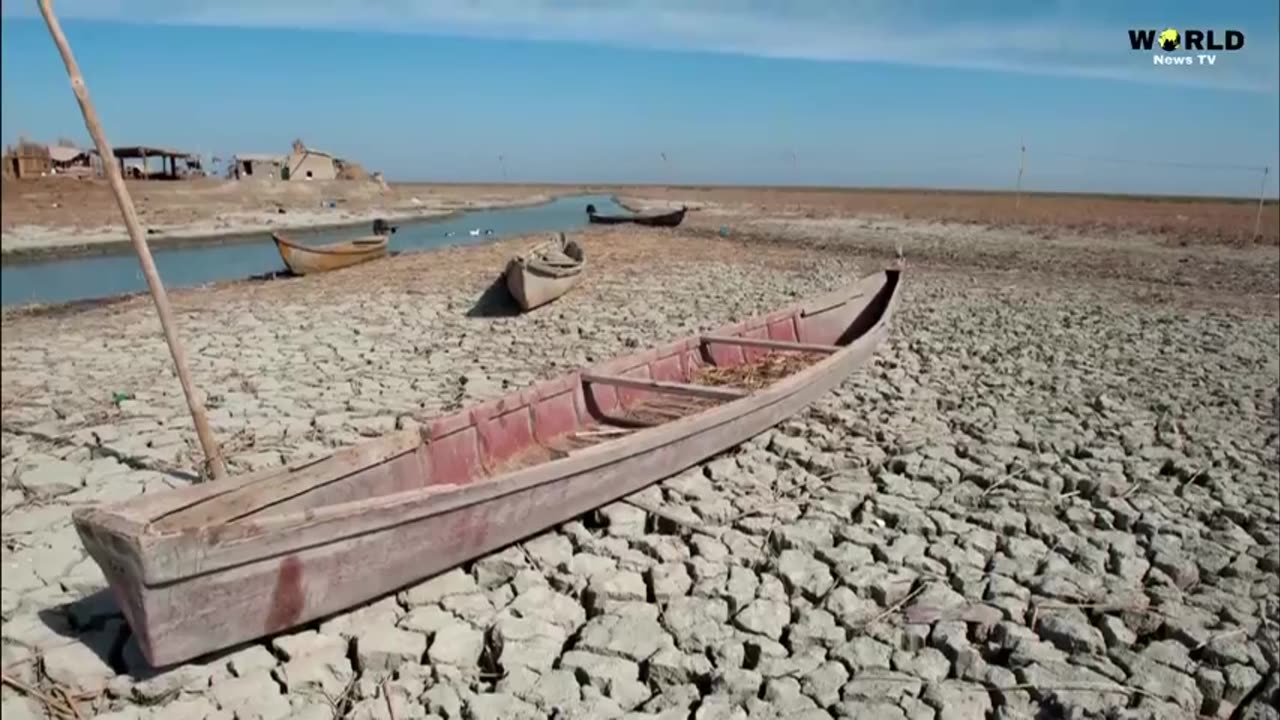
[581,372,748,401]
[801,286,867,317]
[151,429,423,531]
[701,334,840,354]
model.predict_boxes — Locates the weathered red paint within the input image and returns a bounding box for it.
[767,316,800,343]
[265,556,304,634]
[476,405,537,469]
[531,390,579,444]
[586,381,621,415]
[429,427,483,485]
[649,352,685,383]
[614,366,652,409]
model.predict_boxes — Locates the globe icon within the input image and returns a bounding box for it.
[1158,28,1180,51]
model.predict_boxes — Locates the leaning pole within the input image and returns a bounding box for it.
[36,0,228,481]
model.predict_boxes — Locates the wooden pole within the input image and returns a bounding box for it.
[1254,166,1270,240]
[36,0,227,481]
[1015,139,1026,210]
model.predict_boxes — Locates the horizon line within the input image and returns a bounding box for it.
[9,174,1269,203]
[383,180,1278,202]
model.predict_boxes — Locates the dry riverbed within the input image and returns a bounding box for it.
[1,220,1277,720]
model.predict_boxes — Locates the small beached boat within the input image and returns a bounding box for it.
[272,233,388,276]
[505,233,586,311]
[72,267,902,666]
[587,203,687,228]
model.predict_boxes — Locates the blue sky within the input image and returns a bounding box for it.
[2,1,1277,197]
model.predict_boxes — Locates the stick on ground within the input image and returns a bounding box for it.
[0,673,79,720]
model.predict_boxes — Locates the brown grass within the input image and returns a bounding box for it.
[693,351,826,390]
[618,186,1280,246]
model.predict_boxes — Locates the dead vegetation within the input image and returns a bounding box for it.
[693,351,826,390]
[620,186,1280,246]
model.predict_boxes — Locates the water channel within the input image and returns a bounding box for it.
[0,193,625,307]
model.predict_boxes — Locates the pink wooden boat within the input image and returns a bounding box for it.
[72,267,903,666]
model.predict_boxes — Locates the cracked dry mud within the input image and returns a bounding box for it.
[2,220,1278,720]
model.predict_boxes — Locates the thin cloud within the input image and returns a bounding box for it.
[6,0,1277,92]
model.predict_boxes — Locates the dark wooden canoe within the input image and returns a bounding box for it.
[72,267,902,666]
[587,204,687,228]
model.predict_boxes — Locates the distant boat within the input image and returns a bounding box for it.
[469,229,481,236]
[586,203,687,228]
[272,233,388,275]
[505,232,585,312]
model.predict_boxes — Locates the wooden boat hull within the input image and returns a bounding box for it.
[588,206,687,228]
[505,234,586,311]
[73,268,902,667]
[273,233,388,275]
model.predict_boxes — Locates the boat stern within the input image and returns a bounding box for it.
[71,507,159,661]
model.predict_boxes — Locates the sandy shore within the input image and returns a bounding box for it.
[0,177,562,260]
[1,213,1277,719]
[0,208,455,262]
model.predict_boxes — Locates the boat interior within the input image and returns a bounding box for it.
[522,234,584,270]
[131,269,900,534]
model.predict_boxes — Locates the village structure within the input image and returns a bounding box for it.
[2,137,370,183]
[229,140,361,181]
[1,139,99,178]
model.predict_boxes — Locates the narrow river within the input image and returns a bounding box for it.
[0,194,625,307]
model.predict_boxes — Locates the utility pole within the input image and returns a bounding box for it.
[1254,166,1270,240]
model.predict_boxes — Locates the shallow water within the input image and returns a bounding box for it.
[0,194,624,307]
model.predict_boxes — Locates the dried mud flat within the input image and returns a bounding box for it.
[1,220,1278,720]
